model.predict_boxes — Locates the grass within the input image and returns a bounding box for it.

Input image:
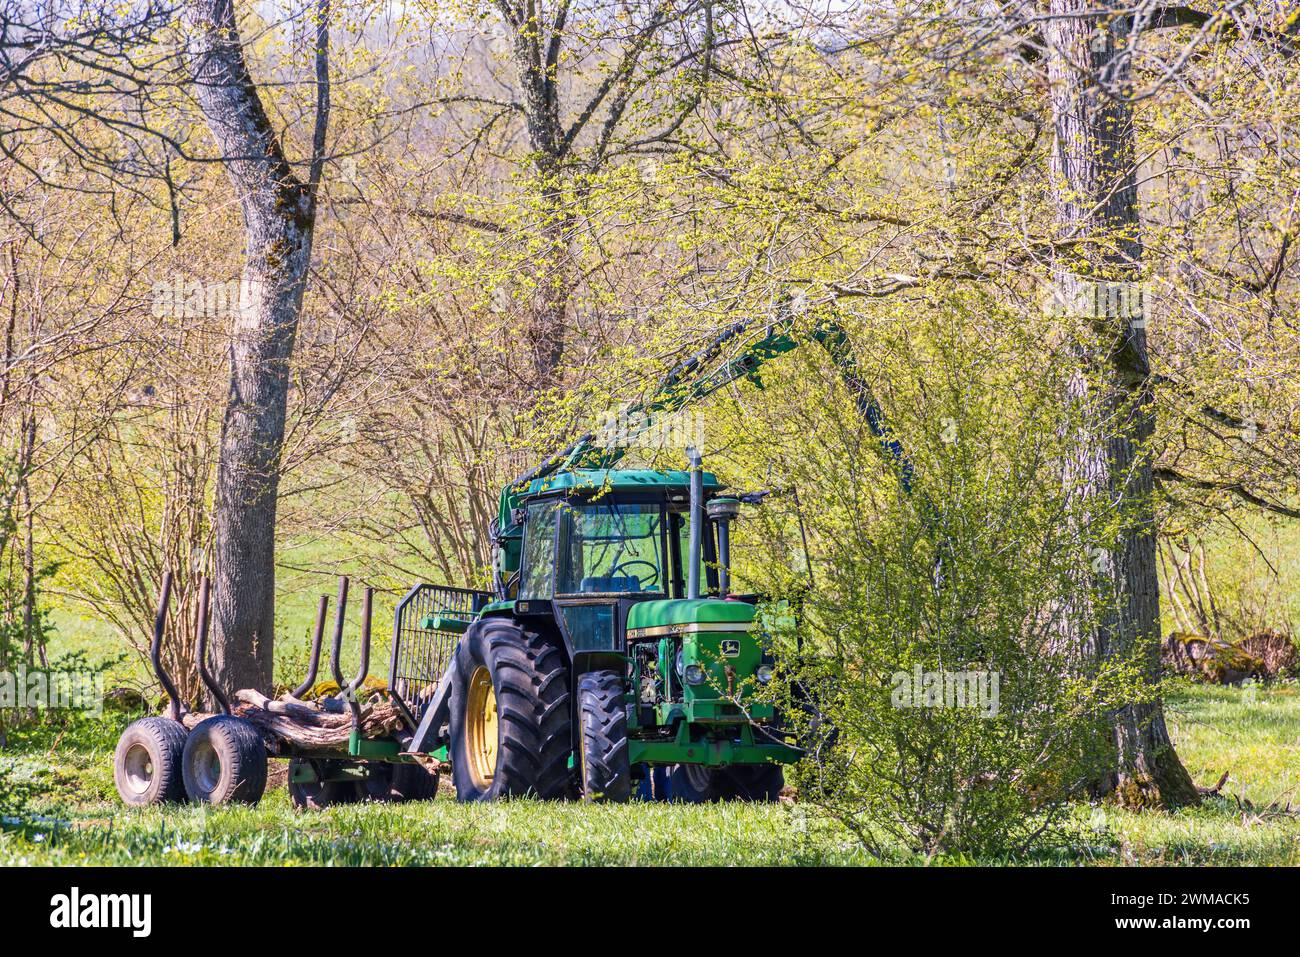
[2,682,1298,866]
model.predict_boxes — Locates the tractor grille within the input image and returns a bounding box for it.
[389,583,491,718]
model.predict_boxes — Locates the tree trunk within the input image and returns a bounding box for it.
[186,0,325,694]
[1045,0,1199,808]
[527,175,573,385]
[502,9,573,387]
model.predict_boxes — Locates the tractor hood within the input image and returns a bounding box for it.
[626,598,754,637]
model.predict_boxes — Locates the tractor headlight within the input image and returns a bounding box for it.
[684,664,706,685]
[755,664,774,684]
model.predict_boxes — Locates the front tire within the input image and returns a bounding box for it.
[181,715,268,805]
[667,763,724,803]
[577,671,630,802]
[448,618,571,802]
[363,761,440,802]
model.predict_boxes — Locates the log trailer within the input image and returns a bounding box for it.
[113,311,911,807]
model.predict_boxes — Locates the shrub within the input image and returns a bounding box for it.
[732,294,1150,857]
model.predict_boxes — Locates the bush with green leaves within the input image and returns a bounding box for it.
[728,294,1153,857]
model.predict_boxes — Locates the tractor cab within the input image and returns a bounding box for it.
[508,468,738,659]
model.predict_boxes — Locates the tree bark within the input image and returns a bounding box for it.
[185,0,327,694]
[1045,0,1199,808]
[501,3,574,386]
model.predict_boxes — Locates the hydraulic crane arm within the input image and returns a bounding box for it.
[513,311,913,490]
[492,310,917,598]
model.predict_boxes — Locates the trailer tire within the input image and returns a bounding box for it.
[288,758,363,809]
[113,717,189,806]
[577,670,631,802]
[449,618,571,802]
[182,715,268,805]
[719,763,785,802]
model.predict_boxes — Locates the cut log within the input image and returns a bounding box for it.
[181,688,406,756]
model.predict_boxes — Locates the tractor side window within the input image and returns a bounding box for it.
[556,503,665,595]
[676,512,717,595]
[670,507,717,596]
[519,501,559,599]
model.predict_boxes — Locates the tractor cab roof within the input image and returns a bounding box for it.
[518,468,722,503]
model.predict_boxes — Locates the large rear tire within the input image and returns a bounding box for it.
[448,618,571,802]
[181,715,268,805]
[577,670,630,802]
[113,717,189,806]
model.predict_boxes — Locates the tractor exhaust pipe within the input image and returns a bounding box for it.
[687,447,703,600]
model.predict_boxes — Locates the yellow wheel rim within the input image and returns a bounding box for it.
[465,666,498,790]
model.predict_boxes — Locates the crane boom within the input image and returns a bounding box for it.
[490,310,917,595]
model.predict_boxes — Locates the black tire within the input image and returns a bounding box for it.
[288,758,364,810]
[361,761,440,803]
[390,762,440,801]
[113,717,189,806]
[577,670,631,802]
[667,763,725,803]
[718,764,785,802]
[448,618,571,802]
[667,763,784,802]
[181,715,268,805]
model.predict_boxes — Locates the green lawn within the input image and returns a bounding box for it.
[2,682,1297,866]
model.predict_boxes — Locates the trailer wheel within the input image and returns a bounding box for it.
[449,618,571,802]
[577,670,630,802]
[182,715,268,805]
[288,758,363,809]
[113,717,189,806]
[719,764,785,802]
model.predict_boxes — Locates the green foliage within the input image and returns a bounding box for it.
[721,293,1157,856]
[0,759,35,820]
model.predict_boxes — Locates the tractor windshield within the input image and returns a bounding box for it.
[555,502,665,595]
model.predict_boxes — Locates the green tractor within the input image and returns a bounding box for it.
[429,458,795,802]
[388,311,911,802]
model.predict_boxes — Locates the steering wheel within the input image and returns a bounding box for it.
[609,559,659,589]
